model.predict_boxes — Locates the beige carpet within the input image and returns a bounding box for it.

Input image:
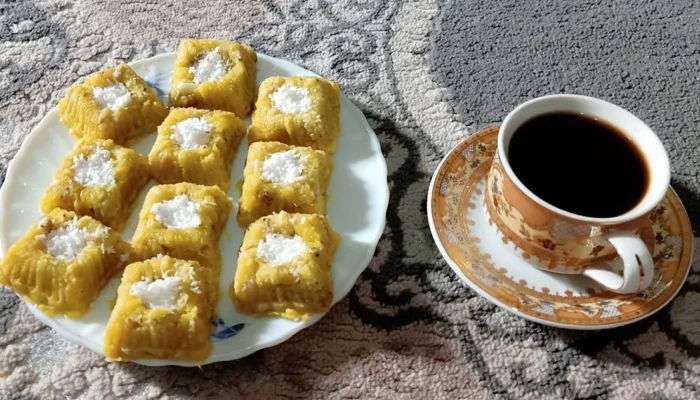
[2,0,700,398]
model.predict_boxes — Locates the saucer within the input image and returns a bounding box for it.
[427,126,693,329]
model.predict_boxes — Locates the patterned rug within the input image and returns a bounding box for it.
[2,0,700,398]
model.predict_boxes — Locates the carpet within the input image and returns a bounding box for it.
[2,0,700,398]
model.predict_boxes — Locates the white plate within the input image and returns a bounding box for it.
[0,53,389,366]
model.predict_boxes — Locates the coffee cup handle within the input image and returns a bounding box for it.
[582,231,654,294]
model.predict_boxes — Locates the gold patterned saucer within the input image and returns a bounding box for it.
[427,126,693,329]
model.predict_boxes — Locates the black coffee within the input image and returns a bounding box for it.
[507,112,649,218]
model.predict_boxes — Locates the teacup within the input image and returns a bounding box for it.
[485,94,671,294]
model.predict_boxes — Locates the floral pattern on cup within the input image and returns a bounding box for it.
[485,151,654,271]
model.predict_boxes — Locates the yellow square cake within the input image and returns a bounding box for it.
[148,108,246,190]
[231,212,340,321]
[0,209,131,318]
[58,63,168,144]
[131,183,232,271]
[248,76,341,153]
[237,142,333,227]
[104,255,216,362]
[40,139,150,231]
[168,39,257,118]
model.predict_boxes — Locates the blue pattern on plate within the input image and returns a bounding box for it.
[211,317,245,341]
[144,74,168,102]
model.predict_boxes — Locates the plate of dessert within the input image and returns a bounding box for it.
[0,39,389,366]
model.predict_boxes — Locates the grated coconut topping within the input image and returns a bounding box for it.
[171,117,212,150]
[35,217,109,261]
[190,48,227,85]
[93,83,131,111]
[257,232,309,266]
[72,146,116,188]
[151,195,201,230]
[261,150,308,184]
[130,276,181,311]
[270,83,312,114]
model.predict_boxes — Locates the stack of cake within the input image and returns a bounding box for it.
[0,38,342,363]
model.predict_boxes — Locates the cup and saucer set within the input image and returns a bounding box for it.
[427,95,693,329]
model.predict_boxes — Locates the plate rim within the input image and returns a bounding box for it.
[0,52,390,365]
[426,127,693,330]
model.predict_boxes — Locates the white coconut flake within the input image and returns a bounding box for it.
[130,276,181,311]
[36,217,105,261]
[93,83,131,111]
[72,146,116,188]
[94,226,109,238]
[171,117,212,150]
[270,83,312,114]
[176,82,198,94]
[190,48,227,85]
[185,264,202,294]
[151,195,201,229]
[261,150,308,184]
[257,233,309,266]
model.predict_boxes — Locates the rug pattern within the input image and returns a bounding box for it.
[1,0,700,398]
